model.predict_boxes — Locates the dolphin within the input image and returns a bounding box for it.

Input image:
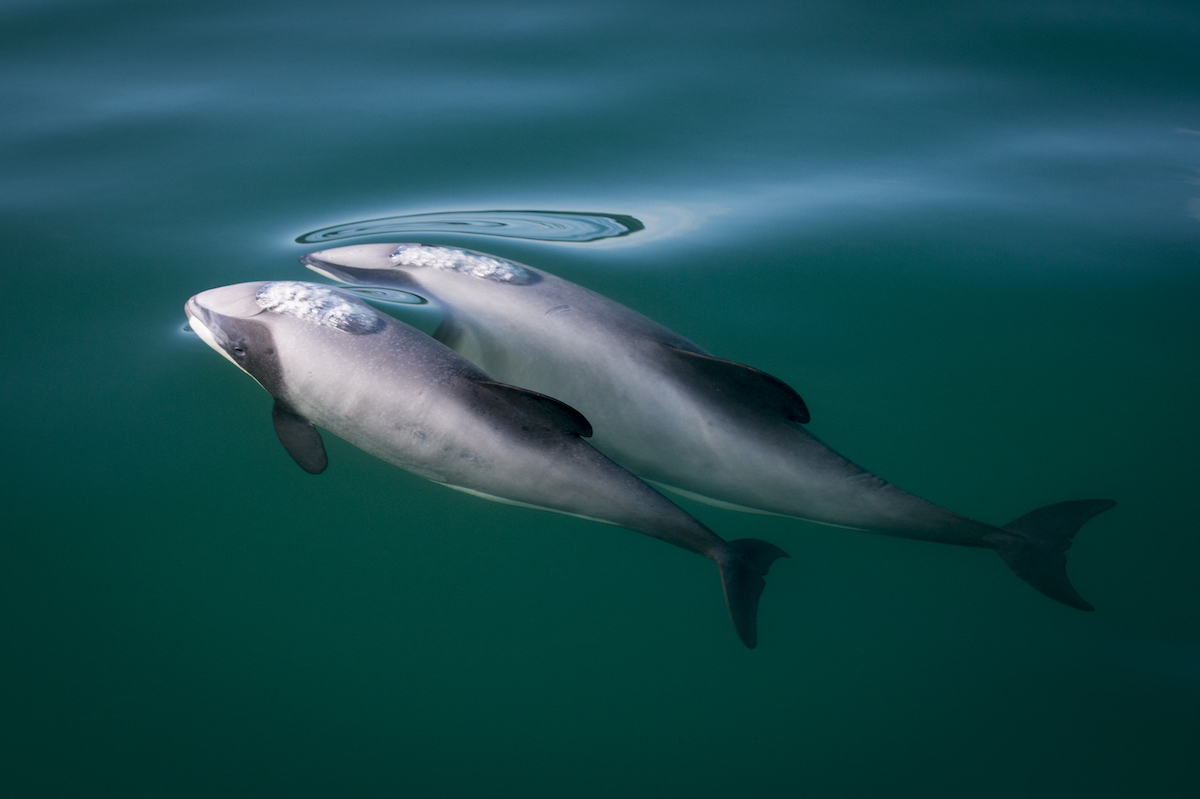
[300,243,1116,611]
[184,280,787,647]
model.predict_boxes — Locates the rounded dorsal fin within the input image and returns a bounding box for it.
[473,380,593,438]
[661,344,810,424]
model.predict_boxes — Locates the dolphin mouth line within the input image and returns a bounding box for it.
[185,300,253,376]
[300,257,347,284]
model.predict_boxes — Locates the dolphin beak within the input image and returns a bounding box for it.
[184,298,233,364]
[301,243,404,272]
[300,246,423,294]
[183,296,207,329]
[299,252,348,283]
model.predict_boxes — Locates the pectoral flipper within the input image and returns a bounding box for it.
[272,400,328,474]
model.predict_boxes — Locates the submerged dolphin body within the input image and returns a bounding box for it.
[185,281,786,647]
[302,243,1115,611]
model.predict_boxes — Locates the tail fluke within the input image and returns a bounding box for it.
[717,538,790,648]
[993,499,1116,611]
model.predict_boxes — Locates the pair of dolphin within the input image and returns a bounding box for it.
[186,242,1114,647]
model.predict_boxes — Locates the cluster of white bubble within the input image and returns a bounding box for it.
[255,281,384,334]
[389,244,534,284]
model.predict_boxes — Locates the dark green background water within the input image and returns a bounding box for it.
[3,1,1198,796]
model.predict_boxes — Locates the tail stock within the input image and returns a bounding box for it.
[993,499,1116,611]
[717,538,790,648]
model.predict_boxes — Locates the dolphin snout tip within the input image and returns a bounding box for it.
[300,243,405,270]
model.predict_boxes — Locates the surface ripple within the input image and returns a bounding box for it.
[297,210,644,244]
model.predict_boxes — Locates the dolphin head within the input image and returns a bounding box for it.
[186,281,385,393]
[300,243,541,296]
[185,281,273,374]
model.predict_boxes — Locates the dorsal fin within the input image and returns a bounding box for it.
[661,344,810,424]
[272,400,328,474]
[474,381,593,438]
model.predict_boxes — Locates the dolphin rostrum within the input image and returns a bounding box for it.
[301,243,1115,611]
[185,281,787,647]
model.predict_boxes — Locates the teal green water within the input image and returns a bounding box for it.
[3,1,1199,796]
